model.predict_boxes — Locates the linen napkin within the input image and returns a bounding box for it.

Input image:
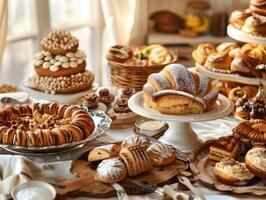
[0,155,74,195]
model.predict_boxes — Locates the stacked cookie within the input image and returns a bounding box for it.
[26,30,94,94]
[230,0,266,36]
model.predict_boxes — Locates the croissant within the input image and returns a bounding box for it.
[143,64,218,114]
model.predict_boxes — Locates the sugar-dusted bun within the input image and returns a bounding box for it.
[88,144,121,162]
[204,52,232,72]
[121,134,150,149]
[143,64,218,114]
[120,145,153,177]
[147,143,176,167]
[95,157,127,183]
[213,158,254,186]
[192,43,216,65]
[245,147,266,179]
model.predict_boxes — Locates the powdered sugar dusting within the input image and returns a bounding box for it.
[143,83,156,94]
[166,64,196,95]
[96,157,125,179]
[147,143,175,159]
[149,73,171,89]
[197,73,209,97]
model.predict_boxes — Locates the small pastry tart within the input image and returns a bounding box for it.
[107,45,133,63]
[41,30,79,55]
[192,43,216,65]
[228,87,248,103]
[216,42,240,55]
[256,64,266,79]
[204,52,232,73]
[147,143,176,167]
[229,9,251,29]
[213,158,254,186]
[95,157,127,183]
[245,147,266,179]
[121,134,150,149]
[97,88,115,106]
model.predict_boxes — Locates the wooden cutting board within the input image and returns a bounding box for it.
[57,159,189,199]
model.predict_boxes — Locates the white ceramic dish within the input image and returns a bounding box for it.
[11,181,56,200]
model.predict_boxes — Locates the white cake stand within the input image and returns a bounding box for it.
[227,24,266,45]
[128,92,234,151]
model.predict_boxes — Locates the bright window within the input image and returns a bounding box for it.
[2,0,94,85]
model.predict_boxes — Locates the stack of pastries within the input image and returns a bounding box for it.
[207,119,266,186]
[229,0,266,36]
[88,134,177,184]
[193,42,266,79]
[26,30,94,94]
[107,44,175,66]
[0,103,95,147]
[143,63,218,114]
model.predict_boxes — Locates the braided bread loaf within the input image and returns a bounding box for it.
[0,103,95,147]
[143,64,218,114]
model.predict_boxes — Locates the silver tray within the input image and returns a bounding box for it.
[0,110,111,155]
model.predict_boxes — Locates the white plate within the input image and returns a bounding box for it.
[128,92,233,123]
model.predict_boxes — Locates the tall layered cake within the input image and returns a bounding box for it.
[26,30,94,94]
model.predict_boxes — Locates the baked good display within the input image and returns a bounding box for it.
[0,84,18,93]
[146,143,176,167]
[0,103,95,147]
[119,144,153,177]
[143,63,218,114]
[26,30,94,94]
[208,136,240,162]
[213,157,254,186]
[233,119,266,142]
[95,157,127,184]
[245,147,266,179]
[121,134,150,149]
[88,144,121,162]
[234,96,266,120]
[229,0,266,36]
[193,42,266,78]
[107,44,175,66]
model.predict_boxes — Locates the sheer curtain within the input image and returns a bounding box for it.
[99,0,147,86]
[0,0,7,65]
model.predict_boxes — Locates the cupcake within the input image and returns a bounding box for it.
[82,93,98,109]
[121,87,135,99]
[213,157,254,186]
[245,147,266,179]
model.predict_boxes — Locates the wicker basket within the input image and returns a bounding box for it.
[108,49,178,91]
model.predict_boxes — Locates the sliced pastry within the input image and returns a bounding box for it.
[213,157,254,186]
[245,147,266,179]
[88,144,121,162]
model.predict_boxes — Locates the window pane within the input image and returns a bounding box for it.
[49,0,90,28]
[71,28,93,70]
[1,40,34,85]
[7,0,35,37]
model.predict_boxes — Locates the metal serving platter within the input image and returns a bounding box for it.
[0,110,111,155]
